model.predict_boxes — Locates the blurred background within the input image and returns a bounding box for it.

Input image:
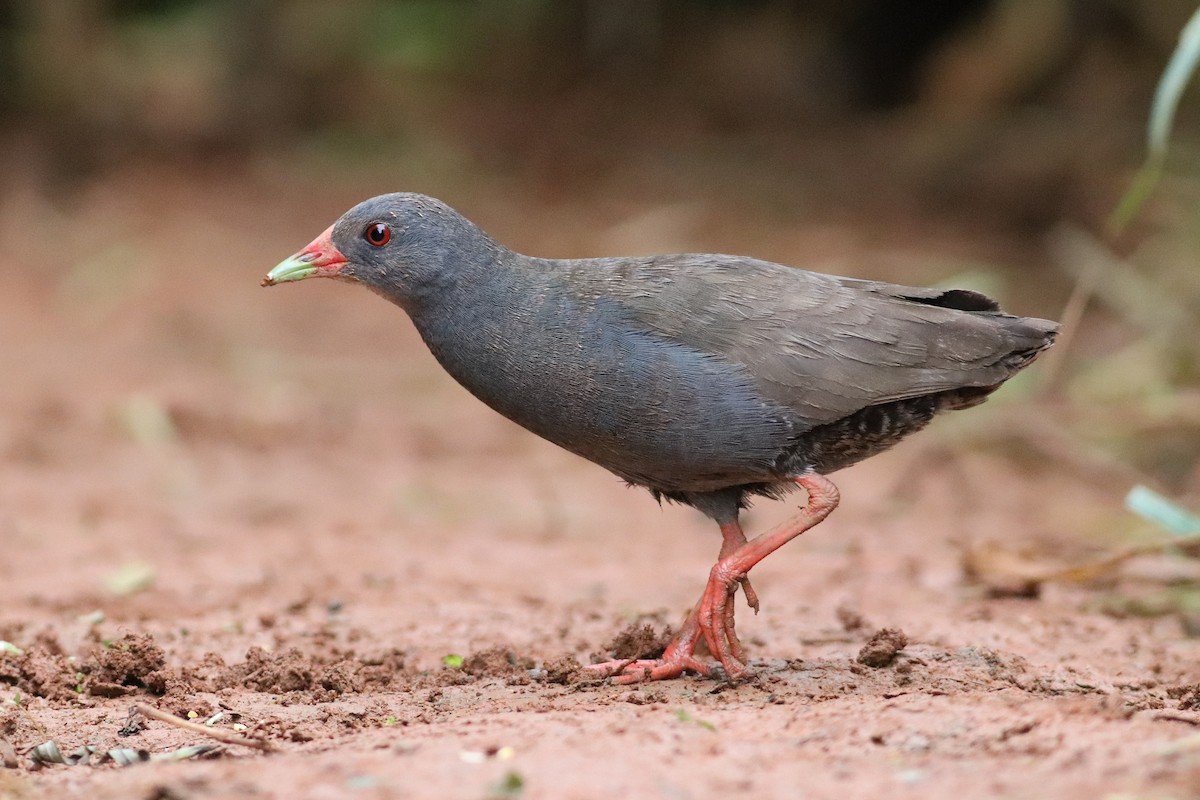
[3,0,1194,229]
[1,0,1200,622]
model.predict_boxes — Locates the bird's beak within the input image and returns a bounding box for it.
[261,224,347,287]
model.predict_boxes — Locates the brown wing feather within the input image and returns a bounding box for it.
[559,254,1058,431]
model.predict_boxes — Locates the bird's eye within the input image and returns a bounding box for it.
[364,223,391,246]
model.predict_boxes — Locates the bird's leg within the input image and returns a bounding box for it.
[587,474,840,683]
[719,520,760,614]
[699,474,839,679]
[715,520,755,663]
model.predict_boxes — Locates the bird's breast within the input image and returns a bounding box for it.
[410,285,792,492]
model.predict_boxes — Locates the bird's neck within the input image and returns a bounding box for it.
[370,227,515,317]
[398,243,527,328]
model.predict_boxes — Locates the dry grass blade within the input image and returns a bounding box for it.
[29,741,93,766]
[26,739,219,768]
[1049,227,1189,337]
[1110,4,1200,234]
[977,411,1151,490]
[971,529,1200,593]
[1039,235,1102,392]
[106,744,221,765]
[134,703,273,752]
[1046,534,1200,583]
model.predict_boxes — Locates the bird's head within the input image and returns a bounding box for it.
[262,193,493,308]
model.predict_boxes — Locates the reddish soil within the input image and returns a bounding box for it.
[2,164,1199,799]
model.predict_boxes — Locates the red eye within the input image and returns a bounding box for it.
[365,223,391,246]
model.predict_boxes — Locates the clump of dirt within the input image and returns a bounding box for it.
[542,654,585,685]
[951,645,1030,686]
[836,605,869,632]
[624,689,667,705]
[597,620,674,661]
[153,666,217,718]
[350,648,409,691]
[219,646,338,696]
[85,633,168,697]
[460,647,535,680]
[214,646,410,701]
[27,629,65,657]
[1167,684,1200,710]
[0,644,80,703]
[0,632,184,703]
[857,628,909,668]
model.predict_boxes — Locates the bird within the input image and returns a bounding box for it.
[262,193,1058,683]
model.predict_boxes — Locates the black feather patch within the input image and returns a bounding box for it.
[899,289,1000,313]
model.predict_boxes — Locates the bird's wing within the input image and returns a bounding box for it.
[567,254,1057,430]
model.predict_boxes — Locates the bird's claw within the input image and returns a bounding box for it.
[739,576,760,614]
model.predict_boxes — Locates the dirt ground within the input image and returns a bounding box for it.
[2,161,1200,800]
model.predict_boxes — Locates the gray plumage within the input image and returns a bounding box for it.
[321,193,1058,525]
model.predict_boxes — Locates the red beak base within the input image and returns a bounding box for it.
[262,224,349,286]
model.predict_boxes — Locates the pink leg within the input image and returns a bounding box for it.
[715,520,757,664]
[719,520,760,615]
[588,474,841,683]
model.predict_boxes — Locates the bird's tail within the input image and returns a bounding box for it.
[944,315,1058,410]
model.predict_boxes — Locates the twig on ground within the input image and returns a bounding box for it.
[133,703,273,752]
[1152,711,1200,727]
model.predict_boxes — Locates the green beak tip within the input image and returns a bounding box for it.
[263,256,318,286]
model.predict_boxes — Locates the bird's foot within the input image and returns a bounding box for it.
[697,556,752,677]
[586,570,751,684]
[584,650,715,685]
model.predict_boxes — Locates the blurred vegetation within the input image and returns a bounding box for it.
[1,1,1195,187]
